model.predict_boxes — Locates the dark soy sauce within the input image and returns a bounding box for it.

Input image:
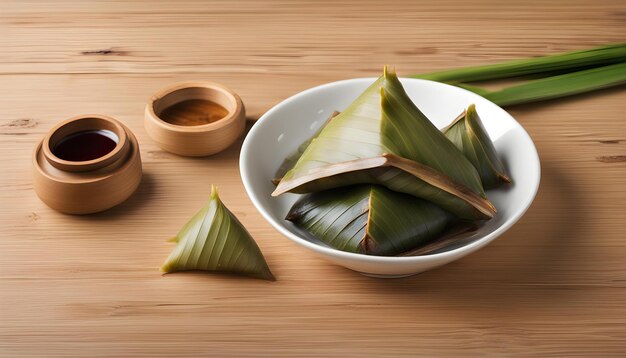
[53,130,118,162]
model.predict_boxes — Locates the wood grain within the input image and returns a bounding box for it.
[1,0,625,356]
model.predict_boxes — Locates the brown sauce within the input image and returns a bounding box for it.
[159,99,229,126]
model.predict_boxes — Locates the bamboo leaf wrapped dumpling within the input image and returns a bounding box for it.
[443,104,511,189]
[162,185,275,281]
[286,185,455,256]
[273,67,495,220]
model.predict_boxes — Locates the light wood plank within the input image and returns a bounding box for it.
[1,1,626,356]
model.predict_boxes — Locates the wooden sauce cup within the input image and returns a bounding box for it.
[33,115,142,214]
[144,81,246,157]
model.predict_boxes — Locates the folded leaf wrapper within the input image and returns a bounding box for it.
[273,67,495,220]
[162,186,275,281]
[286,185,455,256]
[443,105,511,189]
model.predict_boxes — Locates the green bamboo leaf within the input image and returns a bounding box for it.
[443,104,511,189]
[274,67,495,220]
[413,43,626,83]
[162,185,275,281]
[286,185,454,256]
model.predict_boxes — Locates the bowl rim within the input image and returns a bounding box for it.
[145,80,244,133]
[42,114,129,172]
[240,77,541,263]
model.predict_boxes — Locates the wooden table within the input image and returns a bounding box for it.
[1,1,625,356]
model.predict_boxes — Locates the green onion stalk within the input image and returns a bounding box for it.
[413,43,626,106]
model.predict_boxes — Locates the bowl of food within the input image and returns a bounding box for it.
[240,68,540,277]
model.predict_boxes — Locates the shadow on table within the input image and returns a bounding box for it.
[71,172,158,221]
[349,164,591,311]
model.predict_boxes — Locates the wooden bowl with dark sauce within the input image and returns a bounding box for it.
[33,114,142,214]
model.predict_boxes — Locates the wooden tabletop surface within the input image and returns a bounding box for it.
[1,1,625,356]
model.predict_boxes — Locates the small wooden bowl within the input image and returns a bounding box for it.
[33,114,143,214]
[144,81,246,156]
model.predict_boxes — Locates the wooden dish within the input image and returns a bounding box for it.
[144,81,246,156]
[32,114,143,214]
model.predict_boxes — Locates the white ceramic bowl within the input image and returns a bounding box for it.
[240,77,540,278]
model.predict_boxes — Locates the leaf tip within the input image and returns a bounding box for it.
[160,262,172,273]
[284,210,299,222]
[210,184,219,200]
[383,65,397,79]
[270,186,282,197]
[263,270,277,281]
[466,103,477,117]
[485,200,497,216]
[499,173,512,184]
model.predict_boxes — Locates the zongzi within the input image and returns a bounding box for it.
[162,185,275,281]
[274,67,495,220]
[443,104,511,189]
[286,185,455,256]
